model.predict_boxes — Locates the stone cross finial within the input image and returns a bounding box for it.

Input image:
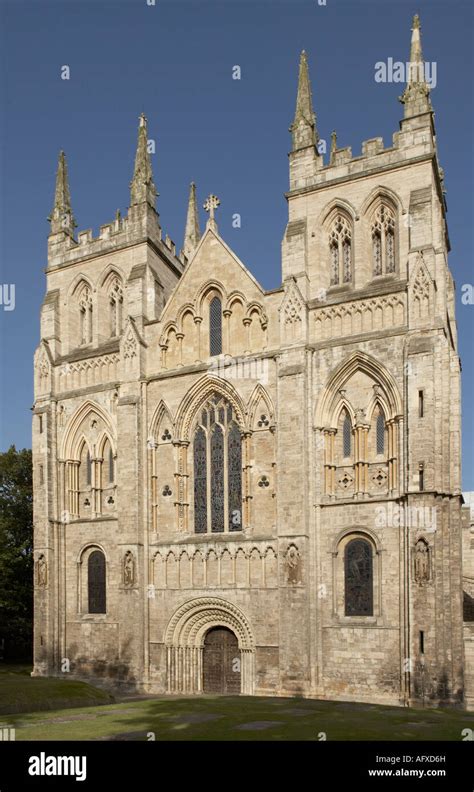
[203,194,220,221]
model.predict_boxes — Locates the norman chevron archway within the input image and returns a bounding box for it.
[164,597,255,694]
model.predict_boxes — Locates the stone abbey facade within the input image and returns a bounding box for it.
[33,16,473,707]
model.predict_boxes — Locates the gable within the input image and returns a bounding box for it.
[160,228,265,322]
[157,228,269,366]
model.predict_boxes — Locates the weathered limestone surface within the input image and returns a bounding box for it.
[32,18,471,708]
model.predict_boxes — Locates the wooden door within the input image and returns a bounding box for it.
[203,627,241,694]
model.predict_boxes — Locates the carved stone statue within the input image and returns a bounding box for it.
[286,545,301,585]
[123,551,135,587]
[414,540,430,584]
[37,555,47,587]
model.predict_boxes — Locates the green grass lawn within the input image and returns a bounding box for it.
[0,663,114,715]
[1,692,473,741]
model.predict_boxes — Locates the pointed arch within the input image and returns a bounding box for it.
[247,383,275,429]
[96,430,116,458]
[99,263,125,289]
[319,198,358,226]
[76,434,92,461]
[360,185,405,218]
[334,399,356,426]
[60,400,115,460]
[149,399,174,442]
[366,393,392,423]
[315,351,402,429]
[67,273,94,301]
[175,375,247,441]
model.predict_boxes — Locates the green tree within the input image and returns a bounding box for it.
[0,446,33,659]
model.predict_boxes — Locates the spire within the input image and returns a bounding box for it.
[48,151,75,236]
[130,113,157,208]
[400,14,431,117]
[290,50,318,152]
[182,182,201,260]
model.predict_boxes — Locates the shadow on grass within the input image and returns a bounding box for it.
[4,694,474,742]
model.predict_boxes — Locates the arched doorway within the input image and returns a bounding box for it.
[165,597,255,694]
[203,627,241,694]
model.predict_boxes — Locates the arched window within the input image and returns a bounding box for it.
[342,411,352,458]
[193,394,242,533]
[108,277,123,338]
[371,204,396,276]
[344,538,373,616]
[209,296,222,356]
[88,550,106,613]
[375,407,385,455]
[329,214,352,286]
[86,450,92,486]
[102,438,114,485]
[79,285,93,345]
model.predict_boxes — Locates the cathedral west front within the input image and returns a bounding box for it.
[32,16,474,708]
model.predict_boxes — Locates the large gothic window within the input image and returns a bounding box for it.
[193,394,242,533]
[371,204,396,276]
[88,550,106,614]
[329,214,352,286]
[344,538,373,616]
[209,297,222,356]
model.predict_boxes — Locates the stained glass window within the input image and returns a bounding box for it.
[194,427,207,533]
[343,413,352,458]
[193,394,242,533]
[211,424,224,532]
[209,297,222,356]
[344,539,373,616]
[376,409,385,455]
[88,550,106,614]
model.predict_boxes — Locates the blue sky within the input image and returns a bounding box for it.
[0,0,473,488]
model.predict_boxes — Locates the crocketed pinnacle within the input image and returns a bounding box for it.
[130,113,157,208]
